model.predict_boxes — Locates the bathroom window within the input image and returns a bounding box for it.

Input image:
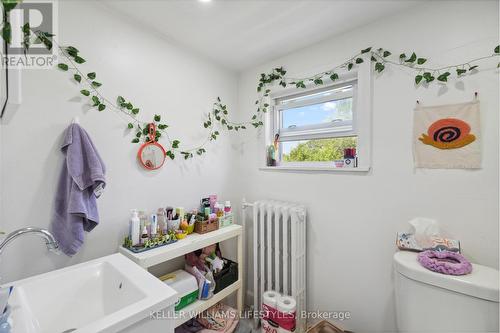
[268,64,372,171]
[276,83,357,165]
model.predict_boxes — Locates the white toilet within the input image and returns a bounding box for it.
[393,251,499,333]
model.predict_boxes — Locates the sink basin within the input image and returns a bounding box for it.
[4,253,177,333]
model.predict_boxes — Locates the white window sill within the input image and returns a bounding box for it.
[259,166,370,173]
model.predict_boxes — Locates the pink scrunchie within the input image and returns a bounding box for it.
[417,250,472,275]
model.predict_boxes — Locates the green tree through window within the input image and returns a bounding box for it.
[282,137,357,162]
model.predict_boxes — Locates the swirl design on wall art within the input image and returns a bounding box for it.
[419,118,476,149]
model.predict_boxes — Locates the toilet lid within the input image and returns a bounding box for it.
[393,251,499,302]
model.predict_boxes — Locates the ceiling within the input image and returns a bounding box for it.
[103,1,418,71]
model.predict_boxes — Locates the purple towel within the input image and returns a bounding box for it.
[51,123,106,256]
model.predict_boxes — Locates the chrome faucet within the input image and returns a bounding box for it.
[0,227,59,255]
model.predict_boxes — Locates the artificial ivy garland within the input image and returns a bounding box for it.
[1,1,499,161]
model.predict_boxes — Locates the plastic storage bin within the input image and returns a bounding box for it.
[160,270,198,311]
[213,258,238,294]
[218,214,234,228]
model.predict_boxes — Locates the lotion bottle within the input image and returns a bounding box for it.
[151,214,158,237]
[129,209,140,246]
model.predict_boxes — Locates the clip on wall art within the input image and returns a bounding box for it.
[413,98,481,169]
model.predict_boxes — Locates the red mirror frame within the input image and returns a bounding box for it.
[137,123,167,170]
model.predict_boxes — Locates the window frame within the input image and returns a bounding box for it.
[265,59,372,171]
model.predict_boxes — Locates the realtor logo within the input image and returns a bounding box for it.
[2,1,58,69]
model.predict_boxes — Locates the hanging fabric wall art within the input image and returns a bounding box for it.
[413,100,481,169]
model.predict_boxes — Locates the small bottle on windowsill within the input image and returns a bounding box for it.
[343,147,357,168]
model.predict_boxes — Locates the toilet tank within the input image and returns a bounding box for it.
[393,251,499,333]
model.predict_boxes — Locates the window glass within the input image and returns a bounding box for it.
[281,97,353,129]
[281,136,357,162]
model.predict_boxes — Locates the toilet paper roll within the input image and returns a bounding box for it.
[262,290,280,321]
[276,296,296,332]
[263,290,280,308]
[277,295,296,313]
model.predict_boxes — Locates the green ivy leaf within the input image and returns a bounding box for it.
[87,72,96,80]
[154,114,161,122]
[415,75,423,84]
[131,108,139,115]
[2,21,11,44]
[295,81,306,88]
[2,1,18,12]
[66,49,78,57]
[172,140,180,148]
[469,65,478,71]
[361,47,372,54]
[399,53,406,60]
[494,45,499,54]
[22,23,30,51]
[375,62,385,73]
[417,58,427,65]
[91,96,100,106]
[166,151,175,160]
[127,123,134,129]
[347,63,353,71]
[355,58,364,64]
[383,50,391,58]
[74,56,86,64]
[437,72,450,82]
[370,56,377,62]
[131,138,140,143]
[98,103,106,111]
[58,63,69,71]
[91,81,102,88]
[73,74,81,83]
[330,73,339,81]
[117,96,125,104]
[80,89,90,96]
[425,75,435,83]
[313,78,323,85]
[405,52,417,63]
[66,46,79,53]
[456,68,467,76]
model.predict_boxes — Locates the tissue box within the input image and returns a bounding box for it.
[396,232,461,253]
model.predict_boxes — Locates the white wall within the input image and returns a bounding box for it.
[235,2,499,332]
[0,1,239,282]
[0,1,498,332]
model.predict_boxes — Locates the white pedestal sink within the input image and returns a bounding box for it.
[3,253,178,333]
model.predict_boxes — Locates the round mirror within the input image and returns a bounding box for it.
[137,124,167,170]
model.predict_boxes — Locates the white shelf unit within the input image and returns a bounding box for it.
[119,224,243,327]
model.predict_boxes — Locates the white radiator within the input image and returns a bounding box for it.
[245,200,307,332]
